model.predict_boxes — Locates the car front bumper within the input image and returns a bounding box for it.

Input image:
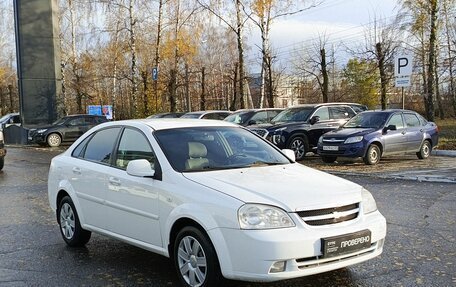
[317,141,367,158]
[210,210,386,282]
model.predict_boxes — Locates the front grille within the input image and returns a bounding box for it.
[251,128,268,138]
[322,138,345,143]
[297,203,359,226]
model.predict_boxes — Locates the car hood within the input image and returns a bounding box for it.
[323,128,377,138]
[183,163,362,212]
[250,121,308,131]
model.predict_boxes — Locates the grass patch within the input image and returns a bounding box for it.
[435,118,456,150]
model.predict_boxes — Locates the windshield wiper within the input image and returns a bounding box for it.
[245,161,285,167]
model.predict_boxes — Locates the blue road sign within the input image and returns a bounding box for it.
[152,67,158,81]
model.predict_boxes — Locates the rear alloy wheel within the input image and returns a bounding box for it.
[288,135,308,161]
[321,156,337,163]
[417,140,431,159]
[174,226,221,287]
[58,196,91,247]
[0,157,4,171]
[363,144,381,165]
[47,133,62,147]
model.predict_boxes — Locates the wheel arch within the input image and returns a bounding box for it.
[364,140,383,157]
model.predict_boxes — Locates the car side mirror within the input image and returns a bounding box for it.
[309,116,320,125]
[383,124,397,133]
[282,149,296,162]
[126,159,155,178]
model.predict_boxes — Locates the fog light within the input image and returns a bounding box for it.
[269,261,286,273]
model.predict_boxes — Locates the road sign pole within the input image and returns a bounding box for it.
[402,87,405,110]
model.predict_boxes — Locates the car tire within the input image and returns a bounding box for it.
[417,140,431,159]
[287,135,309,161]
[0,157,4,171]
[363,144,381,165]
[47,133,62,147]
[58,196,91,247]
[321,156,337,163]
[174,226,222,287]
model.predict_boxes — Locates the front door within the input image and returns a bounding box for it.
[383,113,407,154]
[105,127,162,247]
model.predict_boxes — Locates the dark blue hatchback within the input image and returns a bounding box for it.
[317,110,439,165]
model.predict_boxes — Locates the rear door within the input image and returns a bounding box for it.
[70,127,121,229]
[404,113,424,151]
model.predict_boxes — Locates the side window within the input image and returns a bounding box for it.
[72,135,93,158]
[345,107,356,118]
[313,107,330,121]
[68,118,85,126]
[404,113,421,127]
[250,111,268,124]
[115,128,156,170]
[83,127,121,164]
[386,114,404,129]
[268,110,281,120]
[329,106,350,120]
[12,115,21,124]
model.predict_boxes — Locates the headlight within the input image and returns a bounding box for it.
[238,204,295,229]
[0,131,3,142]
[344,136,363,144]
[318,136,323,144]
[362,188,377,214]
[37,129,47,134]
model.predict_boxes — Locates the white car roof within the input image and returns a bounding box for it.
[102,118,238,131]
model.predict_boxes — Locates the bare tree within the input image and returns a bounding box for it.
[294,34,332,103]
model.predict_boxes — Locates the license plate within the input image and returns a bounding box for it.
[323,145,338,151]
[321,230,371,258]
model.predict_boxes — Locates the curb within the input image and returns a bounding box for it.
[432,150,456,157]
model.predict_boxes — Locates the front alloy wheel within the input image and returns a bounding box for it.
[288,136,308,161]
[174,227,221,287]
[47,133,62,147]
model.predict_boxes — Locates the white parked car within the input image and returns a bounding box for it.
[48,119,386,286]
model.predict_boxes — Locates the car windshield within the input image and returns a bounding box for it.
[154,126,290,172]
[181,113,203,119]
[224,111,252,124]
[271,107,314,124]
[344,112,389,129]
[0,114,11,124]
[52,118,68,125]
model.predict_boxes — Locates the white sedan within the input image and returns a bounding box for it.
[48,119,386,287]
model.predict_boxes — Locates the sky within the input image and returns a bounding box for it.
[246,0,399,71]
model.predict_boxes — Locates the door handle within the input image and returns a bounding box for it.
[109,177,121,186]
[72,167,81,175]
[401,131,406,135]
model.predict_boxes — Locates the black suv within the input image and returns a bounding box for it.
[250,103,363,160]
[28,114,108,147]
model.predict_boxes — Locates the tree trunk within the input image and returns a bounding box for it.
[168,69,177,112]
[201,67,206,110]
[141,71,149,116]
[376,43,387,110]
[230,63,238,111]
[434,52,444,119]
[153,0,163,112]
[426,0,437,121]
[266,56,274,108]
[235,0,245,109]
[129,0,138,117]
[185,63,191,112]
[443,0,456,116]
[320,48,329,103]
